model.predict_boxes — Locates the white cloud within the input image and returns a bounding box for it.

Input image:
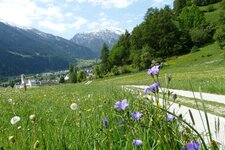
[0,0,87,33]
[0,0,38,26]
[99,12,106,17]
[39,17,88,32]
[75,0,137,8]
[39,0,55,3]
[87,17,119,30]
[39,20,66,32]
[0,0,64,26]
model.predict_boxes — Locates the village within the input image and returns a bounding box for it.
[0,68,93,88]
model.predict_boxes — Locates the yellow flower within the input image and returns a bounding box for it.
[87,109,91,112]
[157,102,161,108]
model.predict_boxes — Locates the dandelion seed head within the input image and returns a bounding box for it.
[70,103,78,110]
[10,116,21,125]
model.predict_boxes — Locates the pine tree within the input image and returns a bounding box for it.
[69,64,76,83]
[73,66,78,83]
[100,43,110,74]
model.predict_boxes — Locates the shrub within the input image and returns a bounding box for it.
[111,66,120,75]
[59,76,65,83]
[120,65,132,74]
[77,70,86,82]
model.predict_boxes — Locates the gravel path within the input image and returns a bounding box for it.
[123,85,225,147]
[126,85,225,104]
[157,96,225,146]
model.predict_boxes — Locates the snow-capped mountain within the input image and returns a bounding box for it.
[71,27,124,56]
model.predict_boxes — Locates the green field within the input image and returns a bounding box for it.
[1,41,224,149]
[100,42,225,95]
[0,81,203,149]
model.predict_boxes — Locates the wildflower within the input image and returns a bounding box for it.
[114,99,129,111]
[133,139,143,146]
[131,112,143,121]
[70,103,78,110]
[180,140,201,150]
[157,102,161,108]
[88,94,91,99]
[29,114,36,123]
[147,65,161,75]
[167,114,175,121]
[8,136,15,143]
[8,98,13,103]
[144,82,160,93]
[102,117,108,128]
[10,116,21,125]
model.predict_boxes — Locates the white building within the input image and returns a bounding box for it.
[20,74,40,88]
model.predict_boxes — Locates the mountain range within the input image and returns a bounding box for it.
[70,28,123,55]
[0,21,122,76]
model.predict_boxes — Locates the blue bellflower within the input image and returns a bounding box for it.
[180,140,201,150]
[102,117,108,128]
[167,114,175,121]
[131,112,143,121]
[147,65,161,75]
[133,139,143,146]
[114,99,129,111]
[144,82,160,93]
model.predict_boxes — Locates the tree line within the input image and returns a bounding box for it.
[93,0,225,77]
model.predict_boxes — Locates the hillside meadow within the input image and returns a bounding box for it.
[1,42,224,149]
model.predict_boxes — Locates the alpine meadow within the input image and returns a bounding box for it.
[1,0,225,150]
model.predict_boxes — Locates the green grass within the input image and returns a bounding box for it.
[0,82,200,149]
[1,38,224,150]
[98,43,225,94]
[200,1,225,24]
[76,59,100,68]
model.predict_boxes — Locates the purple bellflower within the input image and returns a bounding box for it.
[114,99,129,111]
[180,140,201,150]
[102,117,108,128]
[133,139,143,146]
[167,114,175,121]
[144,82,160,94]
[147,65,161,75]
[131,112,143,121]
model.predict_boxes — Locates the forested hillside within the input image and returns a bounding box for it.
[0,22,96,76]
[94,0,225,77]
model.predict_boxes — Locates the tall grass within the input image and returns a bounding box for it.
[0,65,218,149]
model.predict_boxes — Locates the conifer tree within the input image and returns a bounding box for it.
[100,43,110,74]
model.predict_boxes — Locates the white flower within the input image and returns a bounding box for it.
[8,136,15,143]
[8,98,13,103]
[70,103,78,110]
[88,94,91,99]
[10,116,21,125]
[29,114,36,122]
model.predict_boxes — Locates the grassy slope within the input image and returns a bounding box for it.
[98,42,225,94]
[200,1,224,24]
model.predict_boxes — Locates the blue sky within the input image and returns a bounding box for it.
[0,0,173,39]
